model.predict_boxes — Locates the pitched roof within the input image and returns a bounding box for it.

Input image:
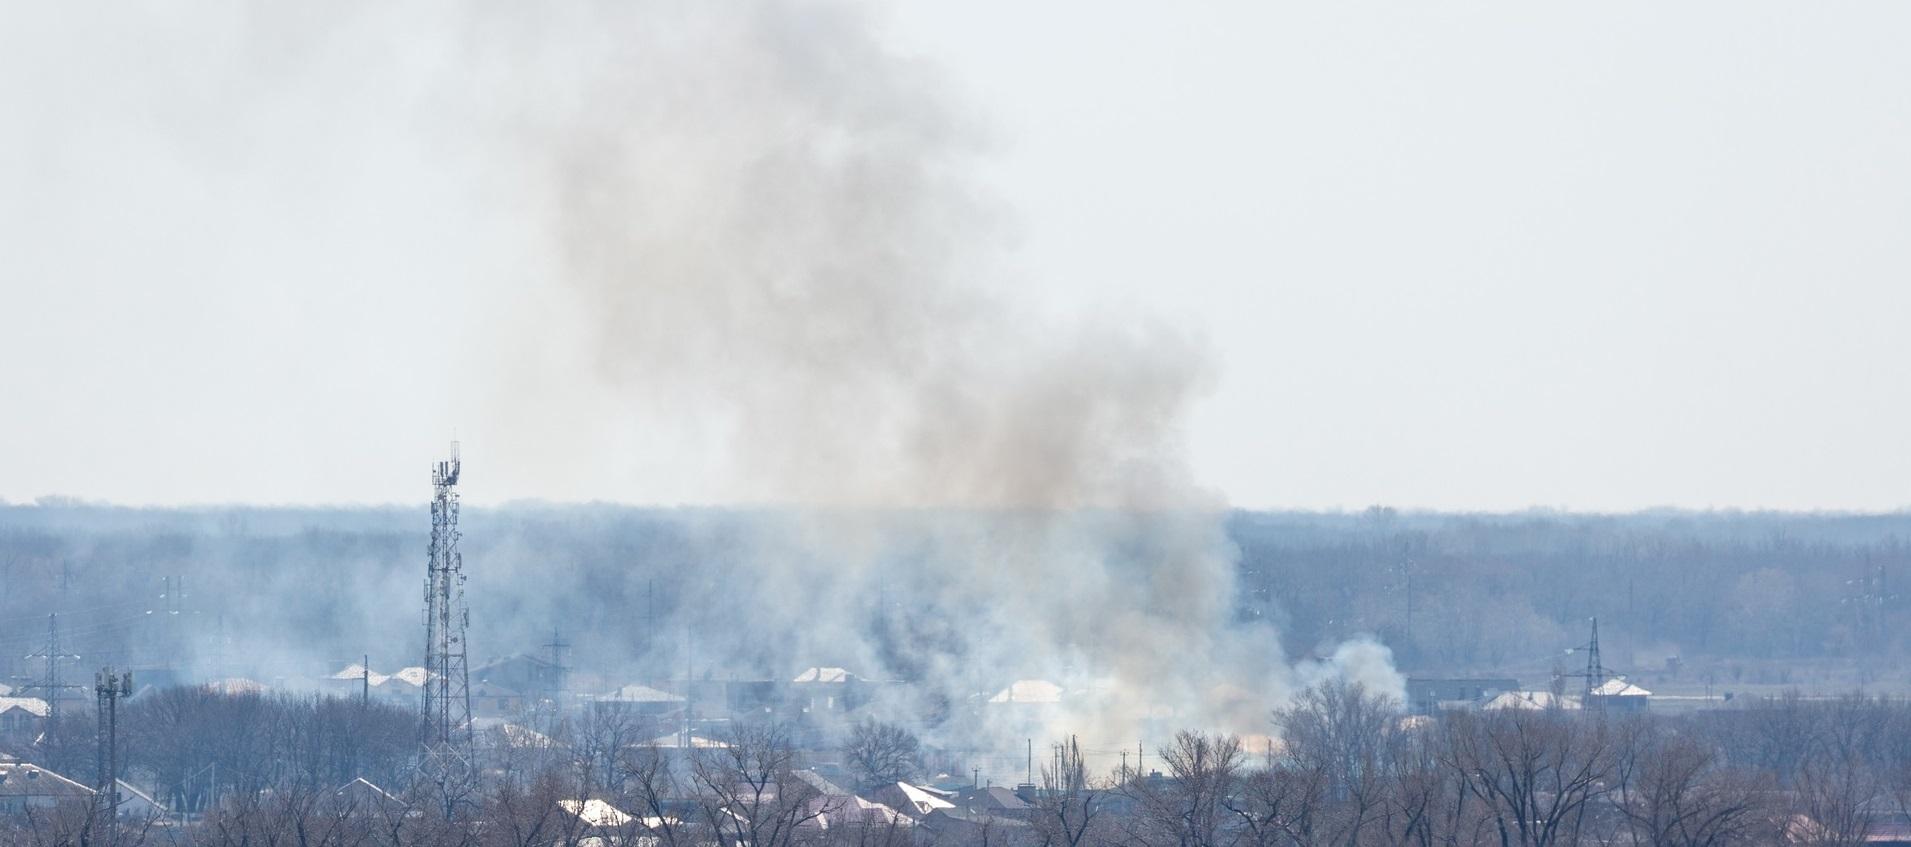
[793,668,858,683]
[329,664,390,686]
[0,762,95,798]
[1590,678,1652,697]
[603,684,685,703]
[560,798,633,828]
[646,733,730,749]
[0,697,50,718]
[987,680,1063,704]
[1481,690,1581,710]
[893,782,956,815]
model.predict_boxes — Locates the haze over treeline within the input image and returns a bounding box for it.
[5,503,1909,694]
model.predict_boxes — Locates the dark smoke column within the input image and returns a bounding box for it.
[420,442,474,810]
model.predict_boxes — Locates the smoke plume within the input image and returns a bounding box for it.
[461,0,1400,754]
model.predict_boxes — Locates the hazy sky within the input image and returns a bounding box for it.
[5,2,1910,511]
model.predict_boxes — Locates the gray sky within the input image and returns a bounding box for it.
[4,2,1910,511]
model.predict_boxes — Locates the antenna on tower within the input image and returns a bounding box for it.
[420,441,474,817]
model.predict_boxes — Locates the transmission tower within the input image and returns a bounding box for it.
[1563,617,1615,708]
[420,442,474,800]
[18,614,85,723]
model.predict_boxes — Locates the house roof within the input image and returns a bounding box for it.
[956,786,1030,812]
[336,777,402,807]
[115,779,164,812]
[0,762,95,798]
[560,798,633,828]
[987,680,1063,704]
[206,678,266,695]
[793,667,858,683]
[387,667,431,687]
[1590,678,1652,697]
[329,664,390,686]
[894,782,956,815]
[0,697,50,718]
[603,684,685,703]
[1481,691,1581,711]
[646,733,729,749]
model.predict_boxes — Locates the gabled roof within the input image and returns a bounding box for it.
[646,733,729,749]
[387,667,431,687]
[893,782,956,815]
[603,684,685,703]
[1481,691,1581,711]
[115,779,165,813]
[0,697,50,718]
[329,664,390,686]
[560,798,633,828]
[206,678,266,695]
[1590,678,1651,697]
[793,668,858,683]
[0,762,95,798]
[987,680,1063,704]
[336,777,402,808]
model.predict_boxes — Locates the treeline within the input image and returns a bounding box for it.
[4,505,1911,681]
[12,684,1911,845]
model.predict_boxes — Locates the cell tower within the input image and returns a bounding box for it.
[421,443,473,772]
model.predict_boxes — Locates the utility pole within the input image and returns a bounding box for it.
[96,667,131,834]
[19,614,85,724]
[542,627,570,715]
[362,654,370,706]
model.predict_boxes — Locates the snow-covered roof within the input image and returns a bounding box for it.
[987,680,1063,704]
[0,762,95,798]
[329,664,390,686]
[1482,691,1581,711]
[560,798,633,828]
[1590,678,1652,697]
[646,733,730,749]
[0,697,50,717]
[894,782,955,815]
[387,667,431,687]
[793,667,857,683]
[603,684,685,703]
[206,678,266,695]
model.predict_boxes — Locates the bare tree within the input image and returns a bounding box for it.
[1031,736,1104,847]
[1124,731,1244,847]
[1443,709,1613,847]
[843,719,922,791]
[692,723,832,847]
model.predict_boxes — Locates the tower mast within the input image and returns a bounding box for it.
[420,442,474,812]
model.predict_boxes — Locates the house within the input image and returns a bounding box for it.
[1404,678,1519,714]
[1586,678,1652,713]
[335,777,405,815]
[115,779,166,819]
[472,682,529,718]
[791,668,869,715]
[0,759,95,813]
[472,654,563,698]
[873,782,955,818]
[949,786,1032,819]
[0,698,49,743]
[559,797,634,828]
[1481,690,1580,711]
[987,680,1064,704]
[597,684,687,717]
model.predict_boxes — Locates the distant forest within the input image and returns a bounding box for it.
[2,503,1908,691]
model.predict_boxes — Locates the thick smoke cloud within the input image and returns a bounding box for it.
[457,0,1401,751]
[0,0,1400,767]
